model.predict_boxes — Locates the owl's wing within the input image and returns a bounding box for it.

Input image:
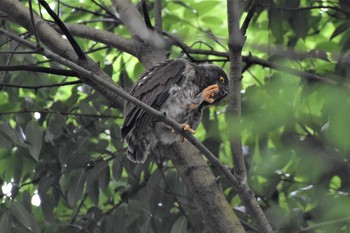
[121,59,188,138]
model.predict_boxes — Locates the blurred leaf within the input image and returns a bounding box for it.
[289,11,309,39]
[25,121,43,161]
[170,216,187,233]
[67,171,86,207]
[0,212,11,233]
[331,21,350,40]
[10,201,40,233]
[112,157,123,181]
[0,121,18,145]
[193,1,220,15]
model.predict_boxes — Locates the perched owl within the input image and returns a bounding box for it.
[121,59,228,163]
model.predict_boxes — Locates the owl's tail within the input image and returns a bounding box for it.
[125,131,152,163]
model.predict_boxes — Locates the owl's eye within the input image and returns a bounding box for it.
[219,76,225,84]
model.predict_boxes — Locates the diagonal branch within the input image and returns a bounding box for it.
[0,28,239,192]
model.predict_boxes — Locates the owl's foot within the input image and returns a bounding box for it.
[182,123,196,134]
[179,123,195,143]
[202,84,219,103]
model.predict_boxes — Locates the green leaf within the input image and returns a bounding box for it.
[289,11,309,39]
[200,16,223,26]
[67,171,86,207]
[0,121,18,145]
[87,179,100,206]
[25,121,43,161]
[0,212,11,233]
[0,132,12,149]
[331,21,350,40]
[112,157,123,181]
[10,201,40,233]
[170,216,187,233]
[193,1,221,15]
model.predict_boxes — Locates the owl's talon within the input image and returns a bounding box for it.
[203,84,219,103]
[177,124,195,143]
[182,123,196,134]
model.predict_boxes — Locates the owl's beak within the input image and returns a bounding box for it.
[212,86,228,103]
[220,87,228,97]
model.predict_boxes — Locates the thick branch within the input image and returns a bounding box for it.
[227,0,246,185]
[112,0,165,49]
[59,23,142,57]
[163,143,245,233]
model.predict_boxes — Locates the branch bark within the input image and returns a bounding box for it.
[58,23,142,57]
[112,0,168,67]
[163,143,245,233]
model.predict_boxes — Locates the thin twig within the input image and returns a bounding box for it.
[38,0,86,59]
[241,0,257,36]
[0,80,82,89]
[0,65,79,76]
[154,0,162,34]
[299,216,350,232]
[28,0,40,47]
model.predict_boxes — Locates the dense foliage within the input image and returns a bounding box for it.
[0,0,350,232]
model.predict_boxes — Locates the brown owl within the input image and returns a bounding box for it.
[122,59,228,163]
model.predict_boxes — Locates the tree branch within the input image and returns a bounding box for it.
[227,0,274,232]
[241,0,257,36]
[0,29,239,194]
[57,23,141,58]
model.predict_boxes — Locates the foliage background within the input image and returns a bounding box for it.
[1,0,350,232]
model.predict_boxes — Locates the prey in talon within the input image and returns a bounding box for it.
[122,59,228,163]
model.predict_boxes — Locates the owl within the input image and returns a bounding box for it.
[121,59,229,163]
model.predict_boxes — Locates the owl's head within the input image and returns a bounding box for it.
[197,63,229,104]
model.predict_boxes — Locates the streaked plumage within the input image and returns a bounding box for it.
[122,59,228,163]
